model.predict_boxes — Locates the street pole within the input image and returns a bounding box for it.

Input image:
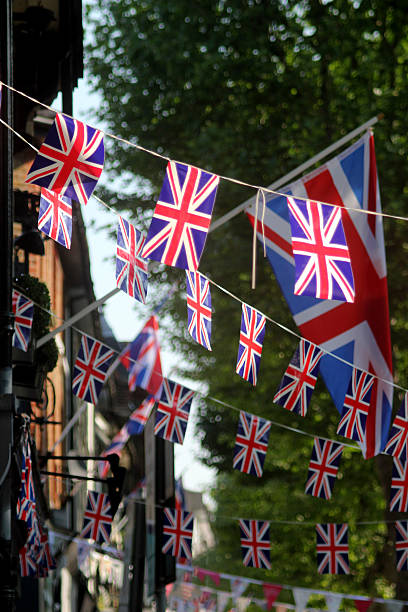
[0,0,16,608]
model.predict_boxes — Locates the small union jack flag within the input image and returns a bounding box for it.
[186,271,212,351]
[154,379,194,445]
[122,316,163,398]
[19,544,38,577]
[396,521,408,571]
[80,491,113,544]
[175,477,187,512]
[12,290,34,352]
[239,519,271,569]
[116,216,148,303]
[390,457,408,512]
[287,196,355,302]
[305,438,344,500]
[273,339,323,416]
[336,368,375,442]
[162,507,194,559]
[142,161,219,270]
[38,187,72,249]
[316,523,350,574]
[236,304,266,385]
[385,393,408,460]
[25,113,104,205]
[72,334,115,405]
[233,411,271,477]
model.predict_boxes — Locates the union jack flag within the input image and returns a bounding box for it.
[233,411,271,477]
[385,393,408,460]
[121,316,163,398]
[273,339,323,416]
[72,334,115,405]
[80,491,113,544]
[304,438,344,500]
[154,379,194,445]
[38,187,72,249]
[12,290,34,352]
[175,477,187,512]
[186,271,212,351]
[395,520,408,571]
[162,508,194,559]
[316,523,350,574]
[25,113,104,205]
[116,216,148,303]
[19,544,38,577]
[336,368,374,442]
[142,161,219,270]
[239,519,271,569]
[390,457,408,512]
[236,304,266,385]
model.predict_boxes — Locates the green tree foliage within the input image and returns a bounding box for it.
[87,0,408,599]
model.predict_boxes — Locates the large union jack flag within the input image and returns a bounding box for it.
[385,393,408,461]
[186,271,212,351]
[336,368,374,442]
[390,457,408,512]
[12,289,34,352]
[395,521,408,571]
[273,339,323,416]
[80,491,113,544]
[154,379,194,445]
[316,523,350,574]
[162,508,194,559]
[305,437,344,500]
[239,519,271,569]
[247,132,392,458]
[116,216,148,303]
[233,411,271,477]
[25,113,104,205]
[72,334,115,405]
[236,304,266,385]
[38,187,72,249]
[142,161,219,270]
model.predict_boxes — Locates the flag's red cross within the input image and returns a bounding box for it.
[282,362,316,411]
[83,493,112,541]
[187,272,211,347]
[235,417,268,474]
[39,188,72,243]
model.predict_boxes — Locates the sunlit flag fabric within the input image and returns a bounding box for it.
[305,437,344,500]
[80,491,113,544]
[154,379,194,445]
[38,187,73,249]
[385,392,408,460]
[236,304,266,385]
[116,216,148,303]
[186,271,212,351]
[12,289,34,352]
[316,523,350,574]
[395,521,408,571]
[162,508,194,559]
[142,161,219,270]
[72,334,115,405]
[239,519,271,569]
[233,411,271,477]
[273,339,323,417]
[25,113,104,205]
[389,457,408,512]
[246,132,392,458]
[336,368,374,443]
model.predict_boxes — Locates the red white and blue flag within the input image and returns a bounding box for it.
[385,393,408,460]
[186,271,212,351]
[395,521,408,571]
[239,519,271,569]
[116,216,148,303]
[154,379,194,445]
[12,289,34,352]
[142,161,219,270]
[305,437,344,500]
[316,523,350,574]
[162,508,194,559]
[25,113,104,205]
[336,368,374,443]
[273,339,323,417]
[233,411,271,477]
[38,187,72,249]
[19,544,38,577]
[72,334,115,405]
[80,491,113,544]
[175,477,187,512]
[247,132,392,458]
[390,457,408,512]
[236,304,266,385]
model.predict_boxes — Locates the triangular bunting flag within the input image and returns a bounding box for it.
[354,599,373,612]
[292,587,311,612]
[230,578,249,600]
[384,601,404,612]
[263,584,282,610]
[325,593,343,612]
[217,592,231,612]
